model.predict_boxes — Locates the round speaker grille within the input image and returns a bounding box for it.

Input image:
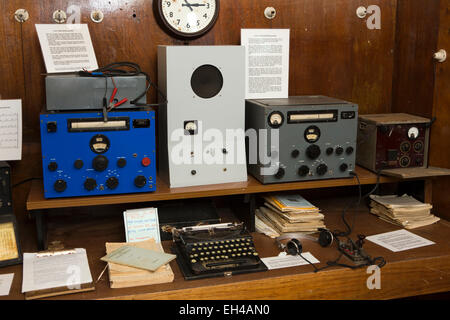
[191,64,223,99]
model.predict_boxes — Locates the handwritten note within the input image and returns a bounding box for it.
[123,207,161,243]
[0,100,22,161]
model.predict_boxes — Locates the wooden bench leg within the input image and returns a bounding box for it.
[424,179,433,205]
[33,210,47,251]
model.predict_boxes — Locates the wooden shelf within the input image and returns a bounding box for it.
[5,198,450,300]
[26,166,399,211]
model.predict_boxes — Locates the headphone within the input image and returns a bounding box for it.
[276,228,335,256]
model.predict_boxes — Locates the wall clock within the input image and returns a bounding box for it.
[155,0,220,40]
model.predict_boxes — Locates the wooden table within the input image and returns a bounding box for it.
[4,198,450,300]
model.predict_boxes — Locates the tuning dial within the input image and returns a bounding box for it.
[291,149,300,158]
[306,145,321,160]
[316,164,328,176]
[274,167,285,179]
[340,163,349,172]
[298,165,310,177]
[92,155,108,172]
[326,147,334,155]
[54,179,67,193]
[335,147,344,155]
[48,162,58,172]
[106,177,119,190]
[84,178,97,191]
[134,175,147,188]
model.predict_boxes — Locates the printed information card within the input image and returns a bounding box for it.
[123,207,161,243]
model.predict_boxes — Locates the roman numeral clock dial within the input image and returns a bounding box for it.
[155,0,220,39]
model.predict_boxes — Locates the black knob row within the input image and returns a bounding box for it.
[274,163,350,179]
[49,158,128,172]
[53,176,148,192]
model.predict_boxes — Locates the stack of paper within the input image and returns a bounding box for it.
[369,194,440,229]
[255,194,325,237]
[104,239,175,289]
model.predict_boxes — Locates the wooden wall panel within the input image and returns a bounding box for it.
[0,0,25,100]
[391,0,441,117]
[430,0,450,220]
[12,0,398,144]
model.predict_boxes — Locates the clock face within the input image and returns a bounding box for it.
[158,0,219,38]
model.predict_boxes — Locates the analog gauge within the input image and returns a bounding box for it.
[407,126,419,140]
[89,134,110,154]
[155,0,220,39]
[304,126,321,143]
[184,120,198,135]
[268,112,284,128]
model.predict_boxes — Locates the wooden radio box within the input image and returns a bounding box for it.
[356,113,431,172]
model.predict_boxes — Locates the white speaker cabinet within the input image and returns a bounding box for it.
[158,45,248,188]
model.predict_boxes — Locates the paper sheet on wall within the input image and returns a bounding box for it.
[35,24,98,73]
[366,229,435,252]
[0,99,22,161]
[123,207,161,243]
[241,29,290,99]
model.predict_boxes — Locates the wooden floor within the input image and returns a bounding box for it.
[3,197,450,300]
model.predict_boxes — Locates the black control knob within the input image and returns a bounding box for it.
[346,146,354,155]
[84,178,97,191]
[48,162,58,172]
[316,164,328,176]
[117,158,127,168]
[340,163,349,172]
[106,177,119,190]
[92,155,108,172]
[291,149,300,158]
[274,167,285,179]
[326,147,334,155]
[335,147,344,155]
[74,159,84,169]
[54,179,67,193]
[306,145,321,160]
[298,165,310,177]
[134,175,147,188]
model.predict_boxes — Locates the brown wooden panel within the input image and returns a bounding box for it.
[430,0,450,220]
[391,0,441,118]
[14,0,397,144]
[0,0,25,100]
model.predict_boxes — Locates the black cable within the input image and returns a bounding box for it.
[12,177,42,189]
[79,62,167,108]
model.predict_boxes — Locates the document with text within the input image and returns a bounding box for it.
[241,29,290,99]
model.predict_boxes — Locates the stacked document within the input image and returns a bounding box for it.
[369,194,440,229]
[103,239,175,289]
[255,194,325,237]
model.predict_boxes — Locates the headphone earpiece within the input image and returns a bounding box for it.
[318,228,334,247]
[286,238,303,255]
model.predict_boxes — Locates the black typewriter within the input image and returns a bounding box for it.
[172,222,267,280]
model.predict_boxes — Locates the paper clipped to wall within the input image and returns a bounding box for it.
[35,24,98,73]
[0,99,22,161]
[241,29,290,99]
